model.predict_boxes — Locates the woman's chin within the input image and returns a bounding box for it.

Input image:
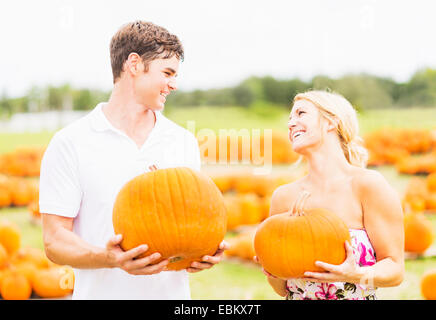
[291,142,304,153]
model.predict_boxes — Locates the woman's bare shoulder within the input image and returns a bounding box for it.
[269,177,305,215]
[350,167,402,215]
[350,166,392,194]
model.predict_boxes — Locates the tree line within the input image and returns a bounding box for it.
[1,68,436,117]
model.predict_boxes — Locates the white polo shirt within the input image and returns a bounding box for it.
[39,102,201,300]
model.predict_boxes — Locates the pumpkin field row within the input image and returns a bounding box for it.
[0,220,74,300]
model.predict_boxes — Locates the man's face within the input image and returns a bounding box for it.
[133,55,180,111]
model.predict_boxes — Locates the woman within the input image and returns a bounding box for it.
[262,90,404,300]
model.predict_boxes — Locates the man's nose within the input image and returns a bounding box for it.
[168,78,177,91]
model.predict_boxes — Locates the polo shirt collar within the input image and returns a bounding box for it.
[91,102,163,135]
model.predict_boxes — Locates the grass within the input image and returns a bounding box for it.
[0,131,54,154]
[0,207,43,250]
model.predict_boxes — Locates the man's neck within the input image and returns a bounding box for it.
[102,88,156,147]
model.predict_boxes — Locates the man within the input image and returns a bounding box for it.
[39,20,228,300]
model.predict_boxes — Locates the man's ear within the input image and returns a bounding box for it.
[125,52,142,76]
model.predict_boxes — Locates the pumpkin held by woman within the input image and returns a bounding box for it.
[112,167,227,271]
[254,192,350,279]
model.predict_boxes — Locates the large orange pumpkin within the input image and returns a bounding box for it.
[404,212,434,253]
[421,268,436,300]
[254,192,350,279]
[112,167,227,271]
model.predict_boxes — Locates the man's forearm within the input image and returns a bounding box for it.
[44,227,111,269]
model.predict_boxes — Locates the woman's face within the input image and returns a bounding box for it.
[288,99,330,153]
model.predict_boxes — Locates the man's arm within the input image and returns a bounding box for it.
[42,213,169,275]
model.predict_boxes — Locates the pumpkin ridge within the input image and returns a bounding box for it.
[138,174,157,257]
[171,168,185,259]
[302,213,316,273]
[152,170,173,259]
[316,209,348,264]
[162,169,180,259]
[283,215,296,278]
[187,168,204,253]
[131,177,144,252]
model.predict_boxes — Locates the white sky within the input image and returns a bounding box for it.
[0,0,435,97]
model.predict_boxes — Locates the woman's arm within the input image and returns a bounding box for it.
[358,170,405,287]
[42,213,169,275]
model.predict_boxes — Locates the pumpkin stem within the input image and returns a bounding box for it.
[292,190,311,216]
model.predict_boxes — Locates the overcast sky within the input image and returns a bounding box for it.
[0,0,435,98]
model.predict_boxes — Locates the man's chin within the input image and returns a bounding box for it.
[145,103,165,112]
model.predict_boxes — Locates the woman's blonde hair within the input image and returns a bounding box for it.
[293,90,368,168]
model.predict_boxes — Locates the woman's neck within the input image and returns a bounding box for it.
[303,140,353,189]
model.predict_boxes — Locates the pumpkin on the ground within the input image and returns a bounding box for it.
[254,192,350,279]
[0,220,21,255]
[224,194,243,231]
[112,167,227,271]
[0,243,8,268]
[421,269,436,300]
[225,229,257,261]
[11,247,50,269]
[0,175,12,208]
[0,270,32,300]
[427,173,436,192]
[239,193,262,225]
[404,212,434,253]
[32,266,74,298]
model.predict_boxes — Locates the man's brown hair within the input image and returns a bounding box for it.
[110,21,184,83]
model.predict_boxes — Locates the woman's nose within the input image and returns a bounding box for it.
[288,117,297,129]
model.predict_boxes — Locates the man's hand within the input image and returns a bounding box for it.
[105,234,169,275]
[186,240,229,273]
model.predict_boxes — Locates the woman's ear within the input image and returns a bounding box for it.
[326,117,338,132]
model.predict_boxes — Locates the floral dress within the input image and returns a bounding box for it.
[286,229,377,300]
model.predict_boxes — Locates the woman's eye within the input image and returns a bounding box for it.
[298,111,305,116]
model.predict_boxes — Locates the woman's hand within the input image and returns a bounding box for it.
[105,234,169,275]
[186,240,229,273]
[302,241,366,284]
